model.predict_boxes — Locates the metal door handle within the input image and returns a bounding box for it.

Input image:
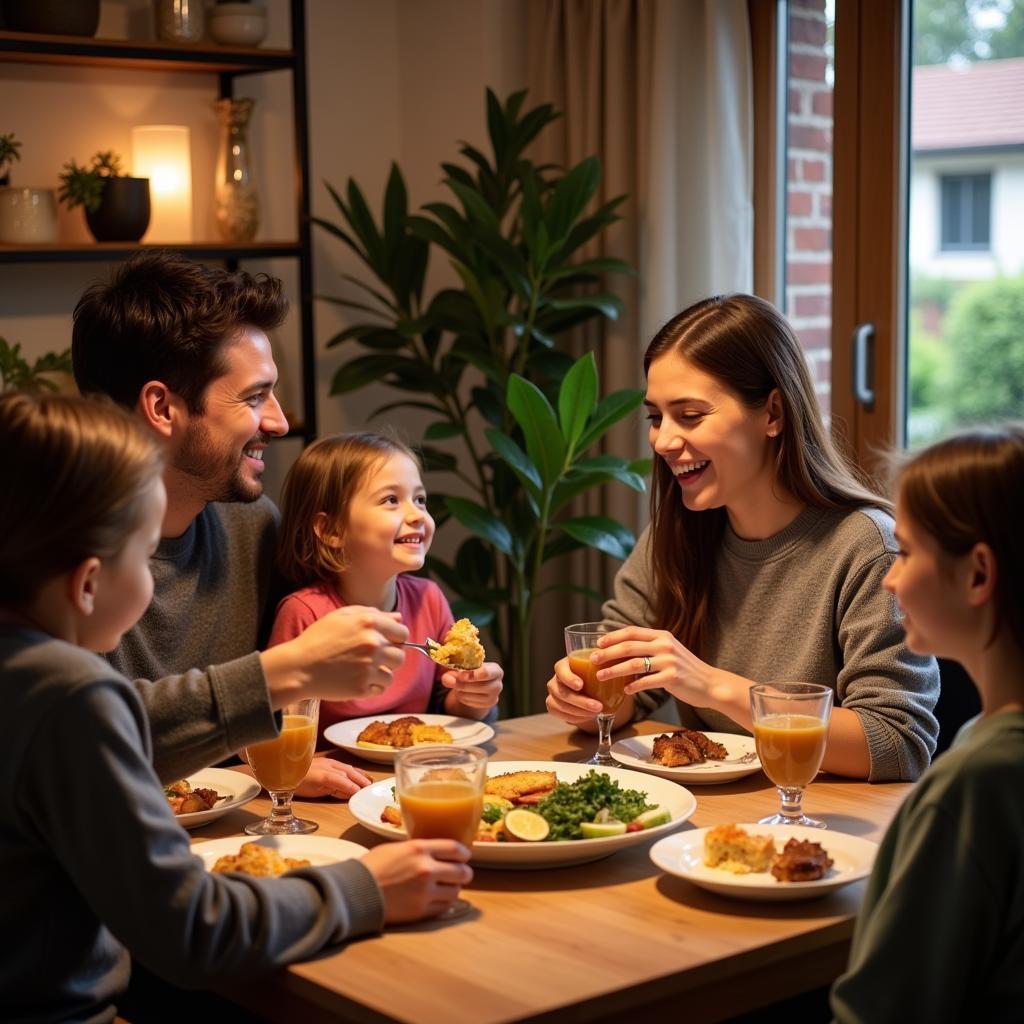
[852,322,875,409]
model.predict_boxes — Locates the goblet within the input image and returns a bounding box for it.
[395,744,488,920]
[244,697,320,835]
[749,683,833,828]
[564,622,634,767]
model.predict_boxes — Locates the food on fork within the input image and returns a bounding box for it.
[770,838,834,882]
[356,716,454,749]
[210,841,311,877]
[652,728,729,766]
[703,824,777,874]
[429,618,486,670]
[164,778,225,815]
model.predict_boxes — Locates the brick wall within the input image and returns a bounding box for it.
[785,0,833,415]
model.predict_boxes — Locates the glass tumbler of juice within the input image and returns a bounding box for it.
[394,745,488,847]
[564,622,635,766]
[244,697,320,835]
[750,683,833,828]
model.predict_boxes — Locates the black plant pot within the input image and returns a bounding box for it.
[85,177,151,243]
[2,0,100,36]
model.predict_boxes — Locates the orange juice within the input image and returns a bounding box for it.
[753,714,828,788]
[247,713,317,792]
[399,780,483,846]
[568,649,632,713]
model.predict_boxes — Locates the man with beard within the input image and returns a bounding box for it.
[70,250,407,785]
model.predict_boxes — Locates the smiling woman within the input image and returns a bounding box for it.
[546,293,941,783]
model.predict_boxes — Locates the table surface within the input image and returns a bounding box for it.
[192,715,911,1024]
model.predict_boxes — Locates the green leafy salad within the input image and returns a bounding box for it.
[533,770,657,841]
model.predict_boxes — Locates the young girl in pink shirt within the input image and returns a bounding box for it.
[269,432,504,798]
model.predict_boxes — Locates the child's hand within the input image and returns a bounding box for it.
[294,754,372,799]
[361,839,472,923]
[441,661,503,714]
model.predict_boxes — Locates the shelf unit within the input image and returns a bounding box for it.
[0,3,317,440]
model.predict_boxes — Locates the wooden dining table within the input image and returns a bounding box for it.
[192,714,912,1024]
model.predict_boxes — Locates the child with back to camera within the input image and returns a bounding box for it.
[0,392,472,1022]
[267,432,504,798]
[831,424,1024,1022]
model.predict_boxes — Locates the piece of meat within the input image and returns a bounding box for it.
[652,731,704,766]
[357,720,394,745]
[771,838,834,882]
[388,716,426,748]
[484,771,558,802]
[381,804,403,827]
[680,729,729,760]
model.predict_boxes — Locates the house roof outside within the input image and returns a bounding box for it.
[913,56,1024,152]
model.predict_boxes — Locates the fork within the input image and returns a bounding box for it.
[401,639,478,672]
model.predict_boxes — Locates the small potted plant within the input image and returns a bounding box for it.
[0,335,73,393]
[58,150,150,242]
[0,133,22,187]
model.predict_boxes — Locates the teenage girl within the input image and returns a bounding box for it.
[831,424,1024,1021]
[269,432,503,798]
[0,392,471,1020]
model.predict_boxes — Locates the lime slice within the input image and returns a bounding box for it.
[503,808,550,842]
[580,820,627,839]
[631,807,671,829]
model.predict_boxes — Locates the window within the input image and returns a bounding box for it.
[939,173,991,251]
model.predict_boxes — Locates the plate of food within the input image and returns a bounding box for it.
[323,713,496,765]
[649,823,878,901]
[348,760,697,868]
[610,730,762,784]
[164,768,262,830]
[192,834,368,874]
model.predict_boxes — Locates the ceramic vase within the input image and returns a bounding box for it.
[214,97,259,242]
[0,187,58,244]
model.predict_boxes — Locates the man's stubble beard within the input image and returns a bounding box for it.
[175,418,264,505]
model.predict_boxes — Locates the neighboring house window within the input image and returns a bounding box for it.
[939,173,991,251]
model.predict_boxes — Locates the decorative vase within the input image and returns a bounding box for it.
[2,0,100,36]
[85,177,151,242]
[214,97,259,242]
[0,187,59,244]
[208,2,268,47]
[154,0,204,45]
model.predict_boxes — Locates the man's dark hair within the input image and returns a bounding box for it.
[72,249,288,413]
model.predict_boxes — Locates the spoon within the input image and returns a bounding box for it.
[401,639,479,672]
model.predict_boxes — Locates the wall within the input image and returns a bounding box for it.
[0,0,527,499]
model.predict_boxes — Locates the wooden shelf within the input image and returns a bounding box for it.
[0,30,294,74]
[0,241,303,264]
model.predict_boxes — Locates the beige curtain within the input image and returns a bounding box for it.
[523,0,753,703]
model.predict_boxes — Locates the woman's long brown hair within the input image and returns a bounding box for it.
[645,294,888,658]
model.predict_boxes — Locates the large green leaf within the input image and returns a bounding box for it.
[547,257,635,282]
[445,497,514,556]
[576,388,645,452]
[545,156,600,244]
[484,428,542,495]
[557,352,598,454]
[506,375,566,486]
[330,355,402,395]
[556,515,636,561]
[543,293,623,321]
[424,421,463,440]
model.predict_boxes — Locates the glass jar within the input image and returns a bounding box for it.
[214,97,259,242]
[155,0,205,45]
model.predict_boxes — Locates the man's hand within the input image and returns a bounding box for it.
[260,606,408,706]
[360,839,473,923]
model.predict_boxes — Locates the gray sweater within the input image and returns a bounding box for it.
[605,506,939,781]
[0,626,384,1024]
[107,499,280,782]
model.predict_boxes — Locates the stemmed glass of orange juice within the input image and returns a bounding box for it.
[395,745,487,920]
[565,622,633,767]
[244,697,320,835]
[750,683,833,828]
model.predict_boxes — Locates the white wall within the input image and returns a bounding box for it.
[0,0,528,496]
[910,151,1024,281]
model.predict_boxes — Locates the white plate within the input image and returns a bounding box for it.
[323,713,496,764]
[192,834,368,870]
[348,760,697,869]
[610,732,762,785]
[649,824,878,901]
[169,768,262,830]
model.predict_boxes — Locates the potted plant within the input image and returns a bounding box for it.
[314,89,648,714]
[0,335,73,392]
[58,150,150,242]
[0,133,21,187]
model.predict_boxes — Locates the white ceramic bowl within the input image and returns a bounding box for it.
[208,3,268,47]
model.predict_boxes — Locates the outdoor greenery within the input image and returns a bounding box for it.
[914,0,1024,65]
[314,88,648,713]
[909,274,1024,445]
[57,150,126,213]
[0,336,73,392]
[0,132,21,185]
